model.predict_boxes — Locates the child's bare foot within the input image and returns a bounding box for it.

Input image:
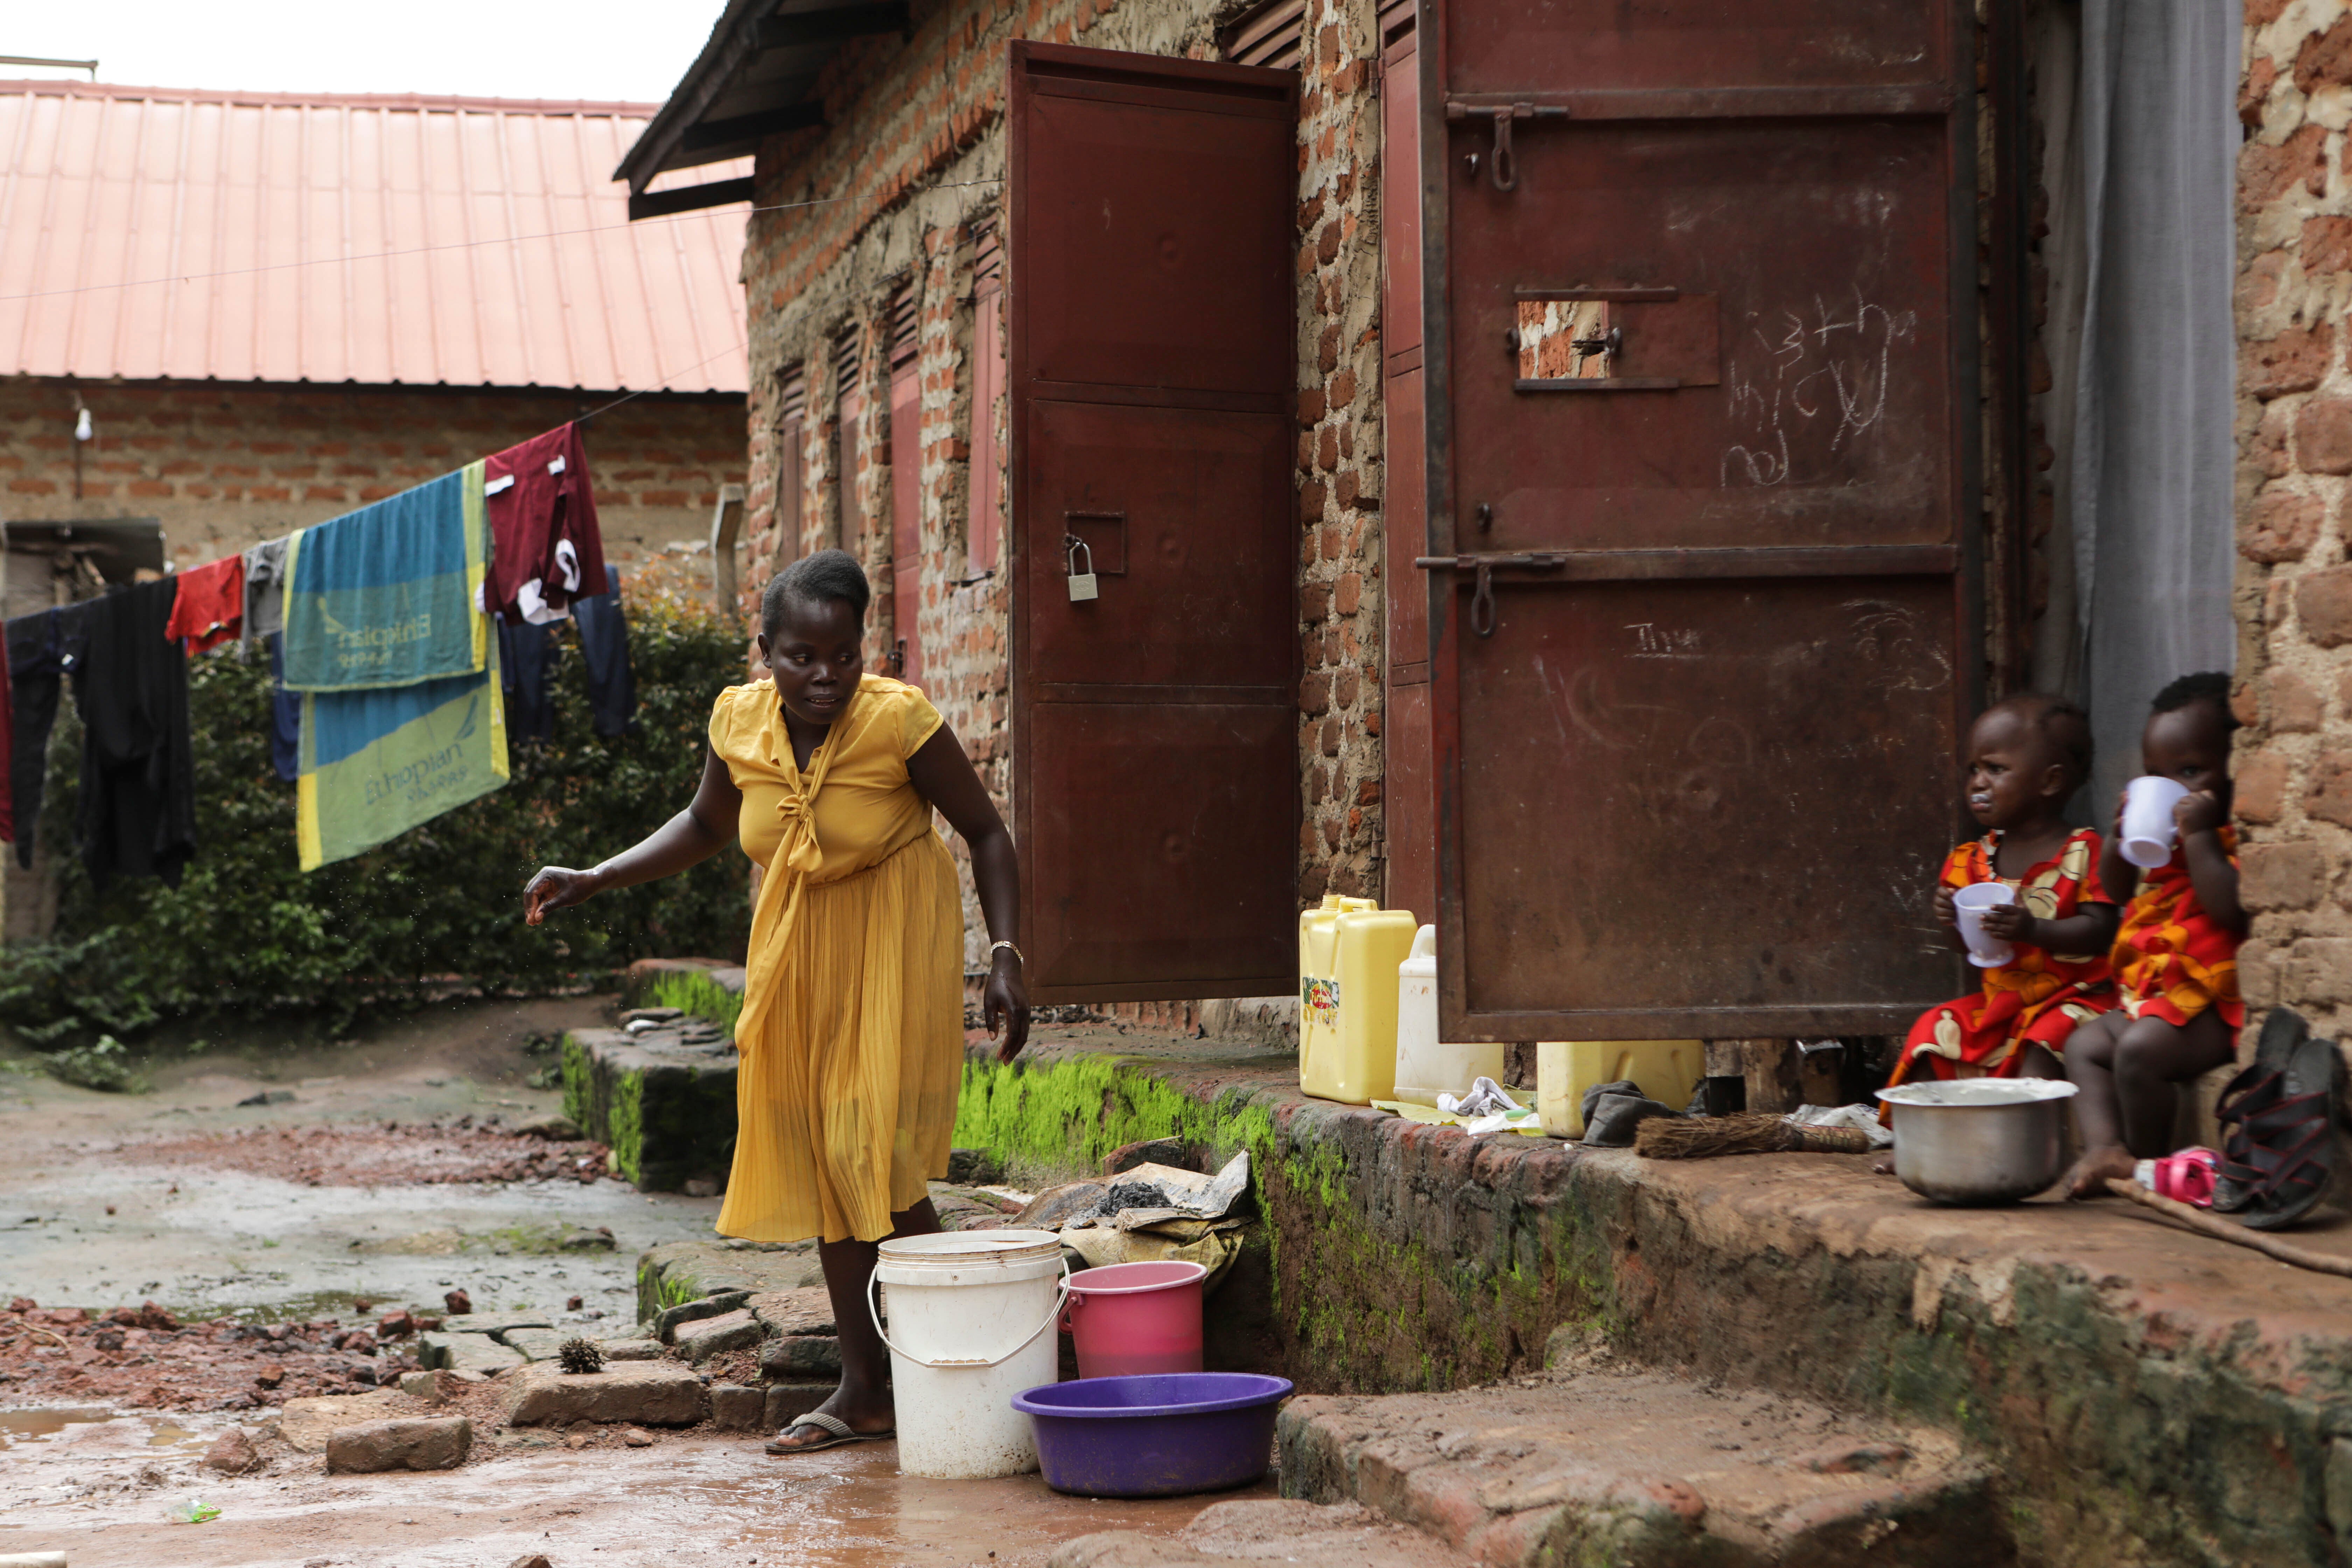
[1871,1156,1896,1176]
[2060,1144,2135,1200]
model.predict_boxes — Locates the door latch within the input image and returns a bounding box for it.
[1445,100,1567,193]
[1065,535,1099,602]
[1413,550,1576,639]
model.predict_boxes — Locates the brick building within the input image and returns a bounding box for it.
[2236,6,2352,1048]
[621,4,2345,1061]
[0,80,753,616]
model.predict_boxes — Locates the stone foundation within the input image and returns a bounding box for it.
[955,1025,2352,1566]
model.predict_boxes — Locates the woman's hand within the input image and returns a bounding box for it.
[524,866,604,926]
[984,949,1030,1063]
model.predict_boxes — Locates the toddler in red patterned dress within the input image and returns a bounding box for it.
[2060,673,2246,1200]
[1885,694,2121,1111]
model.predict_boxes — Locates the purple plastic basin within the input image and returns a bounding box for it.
[1011,1373,1293,1498]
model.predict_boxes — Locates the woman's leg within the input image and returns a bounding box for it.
[769,1197,944,1449]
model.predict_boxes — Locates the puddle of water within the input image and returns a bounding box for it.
[180,1286,414,1325]
[0,1406,116,1446]
[0,1407,210,1450]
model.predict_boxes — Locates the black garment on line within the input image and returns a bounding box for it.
[498,566,637,744]
[572,566,637,738]
[264,632,300,784]
[7,602,93,870]
[71,580,196,887]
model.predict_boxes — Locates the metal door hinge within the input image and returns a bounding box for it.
[1444,100,1567,192]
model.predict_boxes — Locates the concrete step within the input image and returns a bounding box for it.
[1278,1358,2004,1568]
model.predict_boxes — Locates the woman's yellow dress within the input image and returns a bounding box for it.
[707,673,965,1244]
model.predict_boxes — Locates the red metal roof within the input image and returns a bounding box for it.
[0,80,750,393]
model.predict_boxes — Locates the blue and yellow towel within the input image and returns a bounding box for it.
[296,639,509,872]
[286,457,506,870]
[280,462,488,692]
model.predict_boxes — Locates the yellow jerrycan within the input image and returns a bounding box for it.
[1298,895,1420,1105]
[1536,1040,1707,1138]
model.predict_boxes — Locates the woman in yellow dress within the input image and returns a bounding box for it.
[522,550,1029,1454]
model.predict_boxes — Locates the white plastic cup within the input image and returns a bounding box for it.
[2120,776,2192,869]
[1952,882,2018,968]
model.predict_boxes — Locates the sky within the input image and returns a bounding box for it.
[4,0,721,104]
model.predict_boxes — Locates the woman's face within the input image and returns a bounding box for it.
[758,598,864,726]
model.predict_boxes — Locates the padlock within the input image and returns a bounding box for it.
[1066,536,1099,603]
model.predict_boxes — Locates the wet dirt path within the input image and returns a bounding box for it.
[0,999,1242,1565]
[1,1407,1267,1567]
[0,996,717,1324]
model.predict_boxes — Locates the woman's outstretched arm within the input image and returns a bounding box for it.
[524,747,743,924]
[905,724,1029,1061]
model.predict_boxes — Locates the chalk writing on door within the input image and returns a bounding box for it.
[1721,285,1918,488]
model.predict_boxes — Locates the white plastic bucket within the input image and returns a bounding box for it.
[871,1228,1067,1479]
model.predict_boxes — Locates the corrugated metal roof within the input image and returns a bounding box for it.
[0,80,750,393]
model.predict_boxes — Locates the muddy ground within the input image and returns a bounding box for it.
[0,996,1266,1567]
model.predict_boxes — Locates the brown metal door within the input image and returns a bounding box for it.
[1009,40,1300,1003]
[1424,0,1976,1040]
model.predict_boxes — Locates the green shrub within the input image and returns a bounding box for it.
[44,1034,147,1092]
[642,968,744,1034]
[0,598,755,1041]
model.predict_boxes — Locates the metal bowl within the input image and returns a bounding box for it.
[1874,1078,2080,1205]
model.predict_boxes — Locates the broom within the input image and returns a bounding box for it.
[1634,1112,1877,1159]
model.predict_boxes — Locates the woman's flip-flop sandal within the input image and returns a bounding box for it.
[763,1411,894,1455]
[2213,1007,2310,1213]
[2241,1036,2347,1233]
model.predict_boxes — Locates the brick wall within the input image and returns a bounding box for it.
[0,376,747,578]
[1294,0,1385,900]
[2233,2,2352,1039]
[737,0,1393,949]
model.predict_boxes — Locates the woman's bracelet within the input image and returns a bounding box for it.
[989,939,1024,968]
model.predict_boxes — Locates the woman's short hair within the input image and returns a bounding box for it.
[762,550,871,634]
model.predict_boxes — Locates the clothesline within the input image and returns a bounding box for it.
[0,419,640,884]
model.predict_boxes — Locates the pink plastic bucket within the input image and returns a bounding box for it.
[1059,1261,1208,1379]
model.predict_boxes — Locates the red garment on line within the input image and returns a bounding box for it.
[164,554,245,654]
[484,424,607,625]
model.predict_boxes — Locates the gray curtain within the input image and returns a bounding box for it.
[2061,0,2239,811]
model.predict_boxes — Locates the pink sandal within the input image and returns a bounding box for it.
[2138,1147,2219,1208]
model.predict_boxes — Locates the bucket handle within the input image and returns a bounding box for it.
[867,1257,1072,1371]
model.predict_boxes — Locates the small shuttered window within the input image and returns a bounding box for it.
[1219,0,1303,68]
[968,222,1006,573]
[775,362,806,567]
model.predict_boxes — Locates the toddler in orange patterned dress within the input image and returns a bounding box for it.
[2061,673,2247,1200]
[1886,694,2120,1110]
